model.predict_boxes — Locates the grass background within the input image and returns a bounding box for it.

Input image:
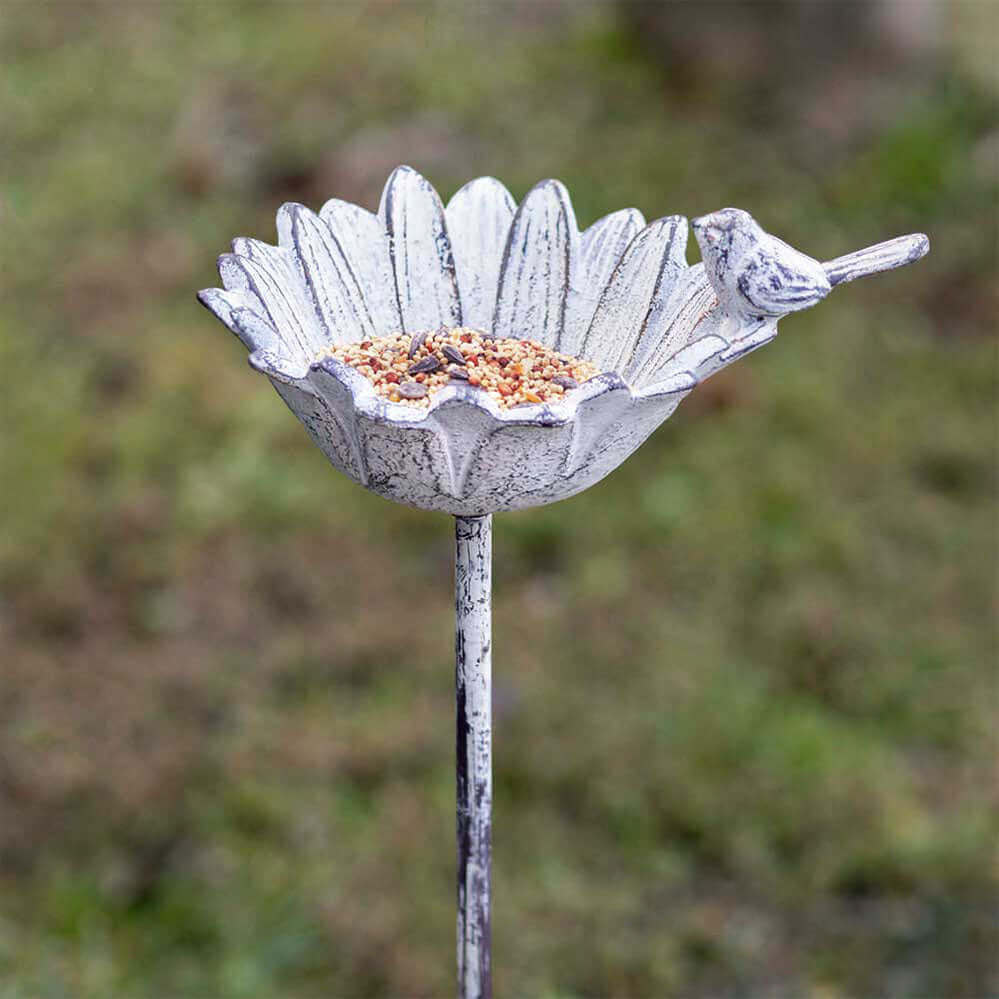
[1,2,996,996]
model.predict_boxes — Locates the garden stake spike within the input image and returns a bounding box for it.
[454,515,492,998]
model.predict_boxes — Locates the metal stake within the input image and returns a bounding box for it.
[454,514,492,999]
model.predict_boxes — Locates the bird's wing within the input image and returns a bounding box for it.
[736,242,831,314]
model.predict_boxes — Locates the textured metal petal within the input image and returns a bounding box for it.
[492,179,578,350]
[271,375,370,484]
[581,216,688,374]
[378,165,461,332]
[196,287,275,350]
[637,294,779,390]
[232,240,324,351]
[562,375,633,476]
[277,203,397,346]
[286,360,689,515]
[231,305,283,355]
[248,346,312,384]
[429,395,502,498]
[628,264,717,386]
[635,369,698,398]
[446,177,517,333]
[563,207,645,356]
[705,328,778,384]
[659,333,729,382]
[318,199,402,340]
[219,240,324,357]
[215,256,267,316]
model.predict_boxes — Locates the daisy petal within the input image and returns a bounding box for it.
[378,165,461,332]
[636,369,698,398]
[278,203,398,347]
[233,240,320,346]
[563,208,645,355]
[220,240,323,357]
[446,177,517,333]
[629,264,717,386]
[712,322,778,373]
[582,215,688,373]
[231,307,284,355]
[318,199,402,339]
[216,256,266,315]
[248,347,311,383]
[656,333,729,384]
[493,179,578,350]
[197,287,266,341]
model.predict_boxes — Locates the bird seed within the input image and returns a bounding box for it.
[320,327,602,409]
[442,344,467,366]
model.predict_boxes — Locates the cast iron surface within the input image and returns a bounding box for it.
[199,166,928,515]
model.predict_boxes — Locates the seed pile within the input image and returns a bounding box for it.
[321,327,601,408]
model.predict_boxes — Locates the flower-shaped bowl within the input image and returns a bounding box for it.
[199,166,789,515]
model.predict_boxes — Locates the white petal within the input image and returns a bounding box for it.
[378,166,461,332]
[428,396,500,499]
[248,347,311,383]
[562,376,633,475]
[318,199,402,339]
[718,322,777,362]
[636,370,698,397]
[231,307,284,355]
[220,240,324,357]
[216,256,266,314]
[492,179,578,350]
[563,208,645,355]
[581,215,688,373]
[278,370,369,484]
[628,264,717,386]
[277,203,396,346]
[657,333,728,383]
[197,287,266,341]
[445,177,517,333]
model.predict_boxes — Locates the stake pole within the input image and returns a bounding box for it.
[454,514,492,999]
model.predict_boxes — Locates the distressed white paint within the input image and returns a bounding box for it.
[823,233,930,287]
[198,166,929,516]
[446,177,516,333]
[454,515,492,999]
[492,179,577,351]
[692,208,929,321]
[564,207,645,356]
[582,214,688,373]
[379,165,462,332]
[196,168,931,999]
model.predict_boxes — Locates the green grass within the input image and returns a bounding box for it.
[1,3,995,996]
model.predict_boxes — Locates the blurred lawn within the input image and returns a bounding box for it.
[1,2,996,997]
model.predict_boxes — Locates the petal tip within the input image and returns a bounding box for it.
[249,348,309,383]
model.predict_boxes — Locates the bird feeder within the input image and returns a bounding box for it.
[198,166,927,998]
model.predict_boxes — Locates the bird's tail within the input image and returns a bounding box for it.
[822,233,929,287]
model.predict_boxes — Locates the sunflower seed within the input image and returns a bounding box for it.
[408,356,441,375]
[397,380,428,399]
[552,375,578,390]
[407,331,427,358]
[447,365,469,381]
[442,344,466,366]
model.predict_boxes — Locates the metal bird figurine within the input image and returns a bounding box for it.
[692,207,929,321]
